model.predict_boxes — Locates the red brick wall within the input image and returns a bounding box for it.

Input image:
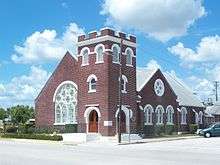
[77,39,137,136]
[35,52,79,127]
[138,69,205,134]
[35,28,137,136]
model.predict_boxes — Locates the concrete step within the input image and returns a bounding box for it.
[121,133,142,141]
[86,133,101,142]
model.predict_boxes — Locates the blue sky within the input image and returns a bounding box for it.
[0,0,220,108]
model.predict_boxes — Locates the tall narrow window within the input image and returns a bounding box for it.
[144,104,154,125]
[181,107,187,124]
[112,45,119,63]
[121,75,128,93]
[121,78,125,91]
[126,48,133,65]
[156,105,164,124]
[87,74,97,93]
[199,111,203,124]
[90,78,96,91]
[166,105,174,124]
[82,48,89,65]
[195,112,199,124]
[96,45,104,63]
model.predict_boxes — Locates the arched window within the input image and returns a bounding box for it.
[87,74,97,93]
[199,111,203,124]
[166,105,174,124]
[181,107,187,124]
[95,44,104,63]
[121,75,128,93]
[81,47,89,65]
[125,48,133,65]
[54,82,77,124]
[156,105,164,124]
[112,44,120,63]
[144,104,154,125]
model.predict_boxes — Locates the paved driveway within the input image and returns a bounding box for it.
[0,137,220,165]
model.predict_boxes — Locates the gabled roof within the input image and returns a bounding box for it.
[163,72,204,107]
[206,102,220,115]
[136,68,204,107]
[35,51,77,102]
[136,67,158,91]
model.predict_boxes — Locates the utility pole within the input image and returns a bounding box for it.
[214,81,219,102]
[117,39,123,143]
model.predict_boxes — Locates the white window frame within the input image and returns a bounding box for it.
[53,81,78,125]
[156,105,164,125]
[181,107,187,125]
[87,74,97,93]
[80,47,90,66]
[154,79,165,97]
[125,47,133,66]
[199,111,203,124]
[195,112,199,125]
[144,104,154,125]
[111,44,120,64]
[121,75,128,93]
[166,105,174,125]
[95,44,105,64]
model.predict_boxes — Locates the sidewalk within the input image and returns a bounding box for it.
[0,137,63,145]
[119,135,201,145]
[0,134,201,146]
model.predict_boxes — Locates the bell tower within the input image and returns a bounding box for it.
[76,27,137,136]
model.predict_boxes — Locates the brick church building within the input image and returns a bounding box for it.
[35,27,204,136]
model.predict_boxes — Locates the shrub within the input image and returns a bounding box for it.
[143,125,155,137]
[1,133,63,141]
[63,124,77,133]
[165,125,175,135]
[18,124,35,134]
[0,128,3,133]
[6,126,17,133]
[189,124,198,134]
[154,125,165,136]
[35,127,60,134]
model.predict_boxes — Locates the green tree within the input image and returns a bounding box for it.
[8,105,34,124]
[0,107,7,120]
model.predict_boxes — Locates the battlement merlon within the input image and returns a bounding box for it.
[77,27,136,48]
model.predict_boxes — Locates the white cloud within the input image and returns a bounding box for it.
[0,66,51,108]
[168,35,220,102]
[146,59,161,70]
[101,0,206,41]
[168,35,220,65]
[61,2,68,8]
[186,76,214,101]
[11,23,84,64]
[0,84,5,93]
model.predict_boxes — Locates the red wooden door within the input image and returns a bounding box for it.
[89,110,98,132]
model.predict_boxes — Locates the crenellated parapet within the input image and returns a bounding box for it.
[78,27,136,44]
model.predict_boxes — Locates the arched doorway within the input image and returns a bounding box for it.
[117,111,126,133]
[115,106,133,134]
[89,110,98,133]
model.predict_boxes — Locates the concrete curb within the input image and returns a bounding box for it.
[118,136,201,145]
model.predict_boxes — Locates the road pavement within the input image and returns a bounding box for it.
[0,137,220,165]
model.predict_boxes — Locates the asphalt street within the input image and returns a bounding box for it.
[0,137,220,165]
